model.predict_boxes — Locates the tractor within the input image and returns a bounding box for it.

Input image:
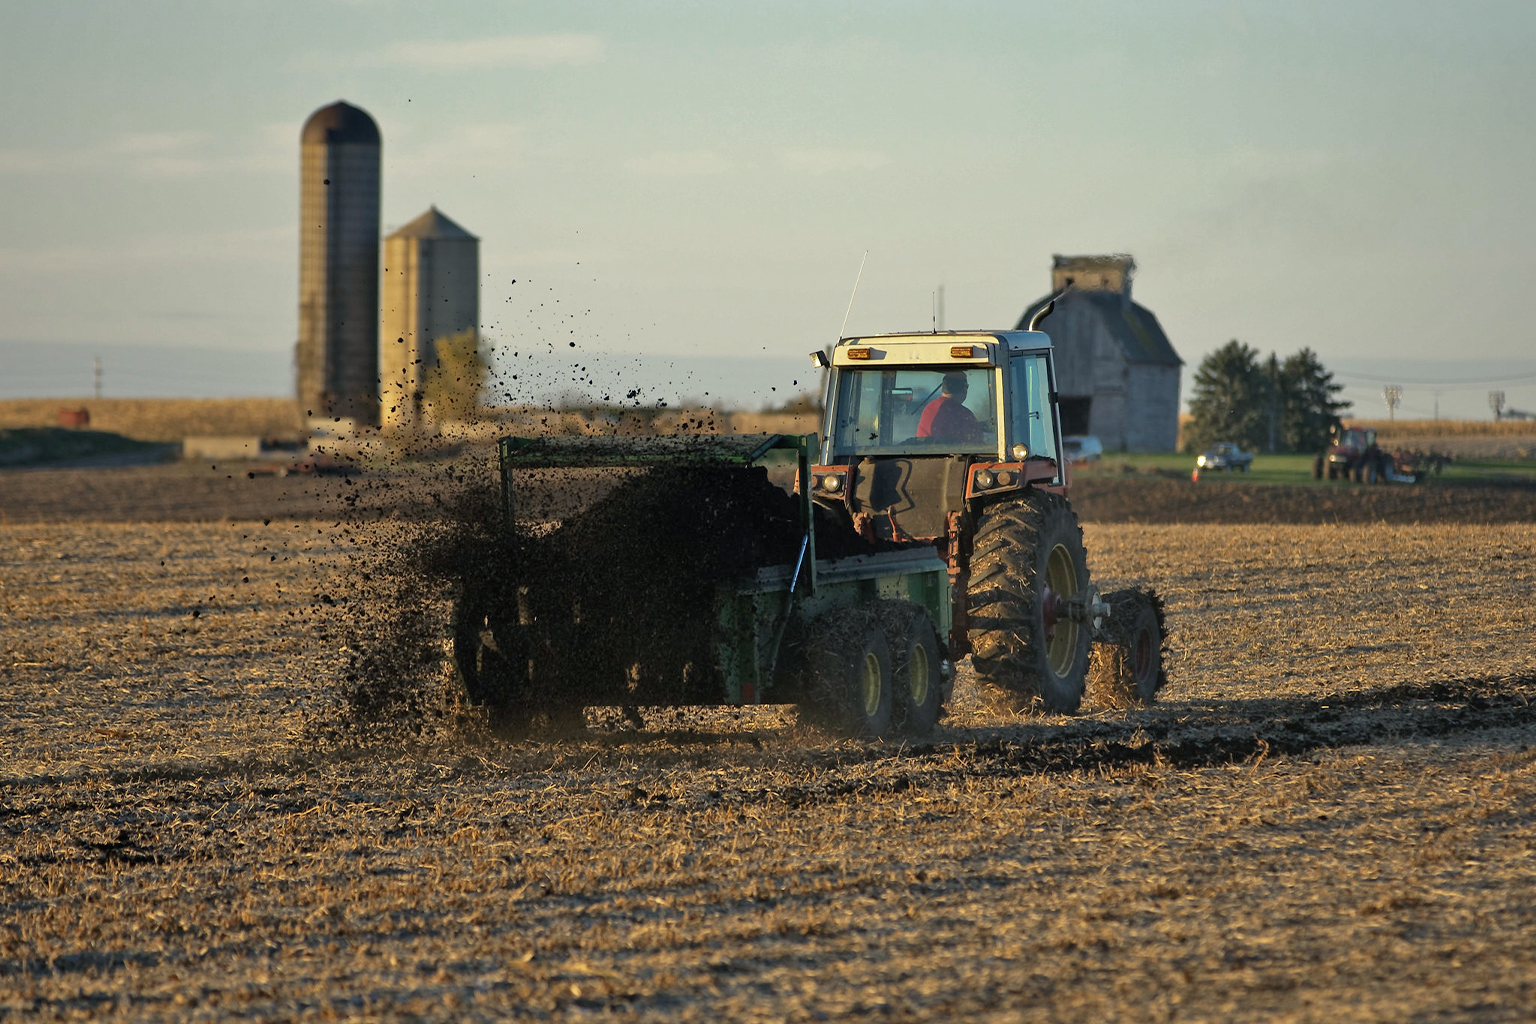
[1312,425,1435,484]
[807,320,1164,715]
[452,316,1166,737]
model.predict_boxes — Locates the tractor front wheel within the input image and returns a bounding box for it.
[967,491,1092,714]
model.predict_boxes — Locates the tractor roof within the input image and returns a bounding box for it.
[839,330,1052,350]
[832,330,1051,367]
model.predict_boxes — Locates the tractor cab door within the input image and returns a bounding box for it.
[1006,350,1063,484]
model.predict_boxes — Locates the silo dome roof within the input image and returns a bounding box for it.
[301,101,380,146]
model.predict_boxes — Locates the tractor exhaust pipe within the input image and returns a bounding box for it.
[1027,287,1068,332]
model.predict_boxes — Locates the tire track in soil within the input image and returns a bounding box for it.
[5,676,1531,828]
[636,674,1536,813]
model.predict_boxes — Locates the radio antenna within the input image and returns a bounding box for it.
[838,250,868,340]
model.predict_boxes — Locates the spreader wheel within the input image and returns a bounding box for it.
[802,605,896,739]
[1088,587,1169,708]
[884,604,944,737]
[451,582,542,729]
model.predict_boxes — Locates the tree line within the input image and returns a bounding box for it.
[1185,341,1350,454]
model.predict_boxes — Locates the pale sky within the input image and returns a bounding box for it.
[3,0,1534,417]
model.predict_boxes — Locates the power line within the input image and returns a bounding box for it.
[1331,368,1536,388]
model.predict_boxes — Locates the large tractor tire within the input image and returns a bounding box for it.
[967,491,1092,714]
[801,603,896,739]
[1088,587,1169,708]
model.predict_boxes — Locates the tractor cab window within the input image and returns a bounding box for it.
[1008,352,1059,464]
[831,366,998,457]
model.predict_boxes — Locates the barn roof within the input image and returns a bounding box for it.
[1015,290,1182,367]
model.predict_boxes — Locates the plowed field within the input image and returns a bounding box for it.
[7,460,1536,527]
[4,513,1535,1022]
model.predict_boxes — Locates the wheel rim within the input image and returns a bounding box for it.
[1044,542,1080,678]
[908,640,930,708]
[861,651,883,718]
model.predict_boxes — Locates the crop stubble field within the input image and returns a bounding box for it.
[3,466,1536,1021]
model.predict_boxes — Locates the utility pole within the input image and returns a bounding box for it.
[93,357,102,400]
[1383,384,1402,423]
[1490,390,1506,421]
[1265,352,1280,453]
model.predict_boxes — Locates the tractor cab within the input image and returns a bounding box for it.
[1333,426,1377,456]
[810,331,1066,544]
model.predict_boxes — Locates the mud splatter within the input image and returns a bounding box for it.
[324,460,901,733]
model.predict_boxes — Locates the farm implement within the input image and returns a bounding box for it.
[452,324,1168,737]
[1313,425,1449,484]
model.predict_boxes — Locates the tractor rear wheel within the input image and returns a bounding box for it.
[967,491,1092,714]
[1089,587,1169,708]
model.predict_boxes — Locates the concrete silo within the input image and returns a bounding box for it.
[380,207,480,430]
[297,100,381,427]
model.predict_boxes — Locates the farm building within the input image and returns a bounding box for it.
[297,100,381,427]
[1016,255,1182,453]
[380,207,480,430]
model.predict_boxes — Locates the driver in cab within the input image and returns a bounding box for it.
[917,372,983,442]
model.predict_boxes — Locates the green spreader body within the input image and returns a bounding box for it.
[494,432,951,706]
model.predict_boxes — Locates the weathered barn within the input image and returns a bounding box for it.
[1016,255,1182,452]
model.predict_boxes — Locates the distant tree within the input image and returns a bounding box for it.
[1277,347,1350,452]
[424,329,489,423]
[1185,340,1268,452]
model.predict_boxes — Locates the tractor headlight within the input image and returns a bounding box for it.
[995,470,1013,487]
[974,469,995,489]
[822,473,843,493]
[1011,443,1029,461]
[1197,455,1207,467]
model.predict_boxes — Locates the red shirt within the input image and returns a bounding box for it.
[917,395,980,441]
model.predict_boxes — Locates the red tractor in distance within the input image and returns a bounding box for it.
[1313,425,1427,484]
